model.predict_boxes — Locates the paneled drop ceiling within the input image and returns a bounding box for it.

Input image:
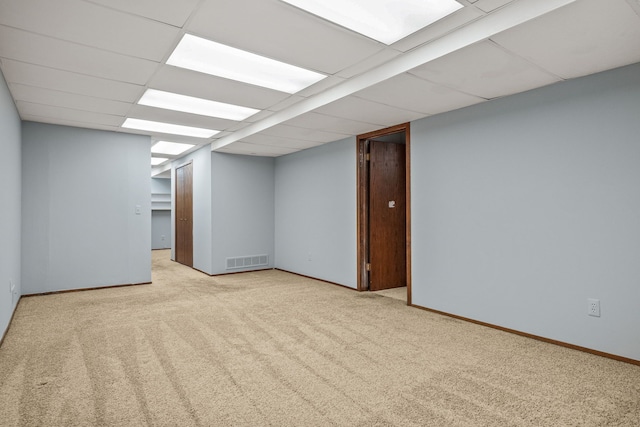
[0,0,639,178]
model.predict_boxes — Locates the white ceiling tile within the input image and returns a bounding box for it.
[149,66,290,110]
[259,124,349,143]
[218,141,300,156]
[391,6,486,52]
[0,0,180,61]
[223,122,252,133]
[314,96,427,126]
[17,101,125,127]
[237,134,295,148]
[212,131,233,140]
[243,110,275,123]
[241,133,322,149]
[9,84,131,116]
[21,114,120,132]
[0,60,144,103]
[85,0,200,27]
[337,48,402,79]
[210,123,249,138]
[0,26,158,85]
[2,0,638,149]
[283,112,381,135]
[268,95,306,112]
[629,0,640,18]
[128,105,238,131]
[295,75,347,98]
[408,41,562,99]
[187,0,384,74]
[217,149,282,157]
[491,0,640,79]
[474,0,516,13]
[356,73,486,115]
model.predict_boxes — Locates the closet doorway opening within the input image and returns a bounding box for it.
[357,123,411,304]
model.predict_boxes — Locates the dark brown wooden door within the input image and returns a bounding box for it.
[175,163,193,267]
[368,139,406,291]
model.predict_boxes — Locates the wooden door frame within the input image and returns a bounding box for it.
[357,123,412,305]
[175,161,193,266]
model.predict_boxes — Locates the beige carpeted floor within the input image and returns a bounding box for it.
[372,286,407,302]
[1,250,639,426]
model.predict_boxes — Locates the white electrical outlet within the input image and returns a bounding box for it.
[587,298,600,317]
[161,235,166,241]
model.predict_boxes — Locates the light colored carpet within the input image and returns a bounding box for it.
[1,250,638,426]
[373,286,407,302]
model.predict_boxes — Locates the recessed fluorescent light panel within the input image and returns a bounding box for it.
[167,34,326,94]
[151,141,195,156]
[139,89,260,121]
[281,0,463,45]
[122,118,219,138]
[151,157,168,166]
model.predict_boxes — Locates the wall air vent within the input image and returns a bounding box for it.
[226,254,269,270]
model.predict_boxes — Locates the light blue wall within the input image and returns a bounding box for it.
[171,150,276,275]
[151,178,171,249]
[211,152,275,274]
[152,211,171,250]
[274,138,357,288]
[151,177,171,194]
[0,68,21,340]
[411,62,640,360]
[21,122,151,293]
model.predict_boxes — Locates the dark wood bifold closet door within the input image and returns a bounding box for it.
[175,162,193,267]
[368,139,407,291]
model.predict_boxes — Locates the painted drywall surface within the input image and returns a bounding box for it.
[171,145,212,274]
[411,63,640,360]
[21,122,151,293]
[151,177,171,249]
[275,138,357,288]
[151,177,171,194]
[152,211,171,250]
[0,68,21,339]
[210,152,275,275]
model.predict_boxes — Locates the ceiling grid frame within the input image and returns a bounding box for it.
[0,0,638,176]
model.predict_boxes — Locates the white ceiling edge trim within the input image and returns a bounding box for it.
[211,0,576,152]
[152,162,172,178]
